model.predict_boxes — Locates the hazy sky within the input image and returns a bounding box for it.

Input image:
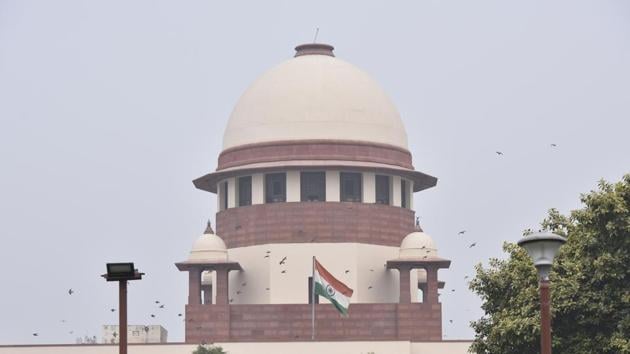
[1,0,629,345]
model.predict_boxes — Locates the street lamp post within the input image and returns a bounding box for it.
[102,263,144,354]
[517,232,566,354]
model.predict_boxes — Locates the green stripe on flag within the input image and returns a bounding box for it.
[314,282,349,316]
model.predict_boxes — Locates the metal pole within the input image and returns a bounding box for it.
[311,256,315,341]
[119,280,127,354]
[540,280,551,354]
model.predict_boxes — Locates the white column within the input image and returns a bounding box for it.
[227,177,236,208]
[392,176,402,207]
[251,173,264,205]
[286,170,300,202]
[326,170,340,202]
[363,172,376,204]
[409,180,414,210]
[216,182,222,211]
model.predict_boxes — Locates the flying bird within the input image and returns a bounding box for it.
[264,255,270,258]
[458,230,466,235]
[155,301,160,304]
[369,269,374,272]
[236,290,241,295]
[469,242,477,248]
[368,286,373,290]
[150,314,155,318]
[451,289,456,292]
[464,275,469,280]
[449,320,453,323]
[279,257,287,265]
[110,308,116,312]
[344,270,350,274]
[265,287,270,291]
[158,304,165,309]
[280,270,286,274]
[32,333,38,337]
[550,143,557,147]
[177,313,182,317]
[496,151,503,156]
[68,289,74,295]
[241,282,247,287]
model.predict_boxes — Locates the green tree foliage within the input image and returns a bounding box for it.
[193,344,227,354]
[469,175,630,354]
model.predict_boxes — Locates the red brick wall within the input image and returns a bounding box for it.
[217,140,414,170]
[185,303,442,343]
[216,202,416,248]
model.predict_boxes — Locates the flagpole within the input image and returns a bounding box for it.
[311,256,315,341]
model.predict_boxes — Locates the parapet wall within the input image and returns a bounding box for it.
[185,303,442,343]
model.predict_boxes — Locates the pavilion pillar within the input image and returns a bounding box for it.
[188,268,201,305]
[425,266,439,304]
[215,268,229,305]
[398,266,412,304]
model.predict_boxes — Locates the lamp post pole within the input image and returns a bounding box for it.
[119,280,128,354]
[102,263,143,354]
[540,279,551,354]
[517,232,566,354]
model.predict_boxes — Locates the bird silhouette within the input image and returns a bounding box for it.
[281,270,286,274]
[150,314,155,318]
[155,301,160,304]
[110,308,116,312]
[550,143,557,147]
[177,313,182,317]
[236,290,242,295]
[449,320,453,323]
[469,242,477,248]
[241,282,247,287]
[264,255,270,258]
[279,257,287,265]
[265,287,270,291]
[368,286,373,290]
[451,289,456,292]
[496,151,504,156]
[464,275,469,280]
[344,270,350,274]
[369,269,374,272]
[266,250,271,254]
[158,304,165,309]
[458,230,466,235]
[32,333,38,337]
[68,289,74,295]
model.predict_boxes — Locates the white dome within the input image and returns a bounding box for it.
[188,230,228,262]
[399,231,438,259]
[223,45,408,150]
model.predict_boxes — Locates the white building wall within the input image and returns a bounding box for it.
[101,325,167,344]
[0,341,472,354]
[227,243,401,304]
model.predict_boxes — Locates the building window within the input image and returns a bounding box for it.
[301,172,325,202]
[401,179,409,208]
[265,173,286,203]
[238,176,252,206]
[340,172,362,202]
[220,181,228,210]
[375,175,390,204]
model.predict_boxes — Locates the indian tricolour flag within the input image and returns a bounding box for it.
[313,258,354,316]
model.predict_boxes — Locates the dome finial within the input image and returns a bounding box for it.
[294,43,335,57]
[204,220,214,234]
[415,217,423,232]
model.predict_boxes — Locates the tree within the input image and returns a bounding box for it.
[469,174,630,354]
[192,344,227,354]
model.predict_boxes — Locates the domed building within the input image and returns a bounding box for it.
[176,43,451,344]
